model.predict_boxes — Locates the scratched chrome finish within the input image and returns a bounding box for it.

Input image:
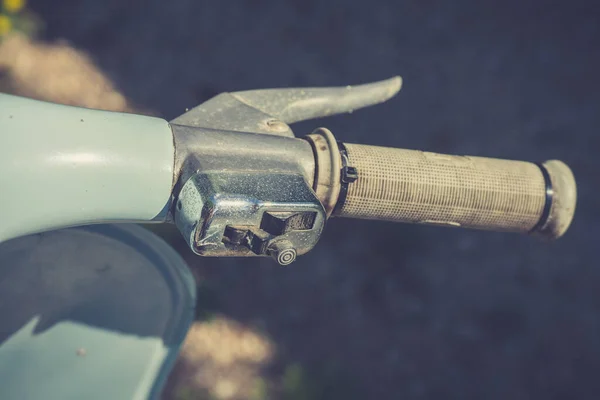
[171,124,325,261]
[171,124,316,196]
[174,171,325,258]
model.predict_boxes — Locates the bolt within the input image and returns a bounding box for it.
[266,119,289,133]
[268,241,297,265]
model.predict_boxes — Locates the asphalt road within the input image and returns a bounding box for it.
[27,0,600,398]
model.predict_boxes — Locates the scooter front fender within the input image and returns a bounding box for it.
[0,224,196,400]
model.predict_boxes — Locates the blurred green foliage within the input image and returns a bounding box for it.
[251,362,362,400]
[282,364,316,400]
[0,0,39,39]
[251,377,270,400]
[175,386,215,400]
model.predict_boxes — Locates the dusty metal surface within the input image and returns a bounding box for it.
[170,77,401,138]
[171,125,324,262]
[174,171,325,261]
[305,128,342,217]
[171,125,316,192]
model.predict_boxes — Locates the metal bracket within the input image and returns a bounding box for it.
[174,171,325,264]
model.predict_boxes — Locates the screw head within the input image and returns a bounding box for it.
[269,241,297,265]
[266,119,289,133]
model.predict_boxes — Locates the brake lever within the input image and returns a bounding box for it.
[170,77,403,264]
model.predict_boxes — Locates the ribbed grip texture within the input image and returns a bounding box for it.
[336,144,547,232]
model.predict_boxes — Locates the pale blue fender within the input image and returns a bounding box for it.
[0,94,175,243]
[0,224,196,400]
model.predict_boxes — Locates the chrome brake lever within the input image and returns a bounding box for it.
[171,76,402,136]
[169,77,402,264]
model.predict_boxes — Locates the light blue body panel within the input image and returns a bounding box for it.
[0,94,175,243]
[0,224,196,399]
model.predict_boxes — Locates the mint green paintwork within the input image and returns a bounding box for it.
[0,224,197,400]
[0,317,168,400]
[0,94,175,243]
